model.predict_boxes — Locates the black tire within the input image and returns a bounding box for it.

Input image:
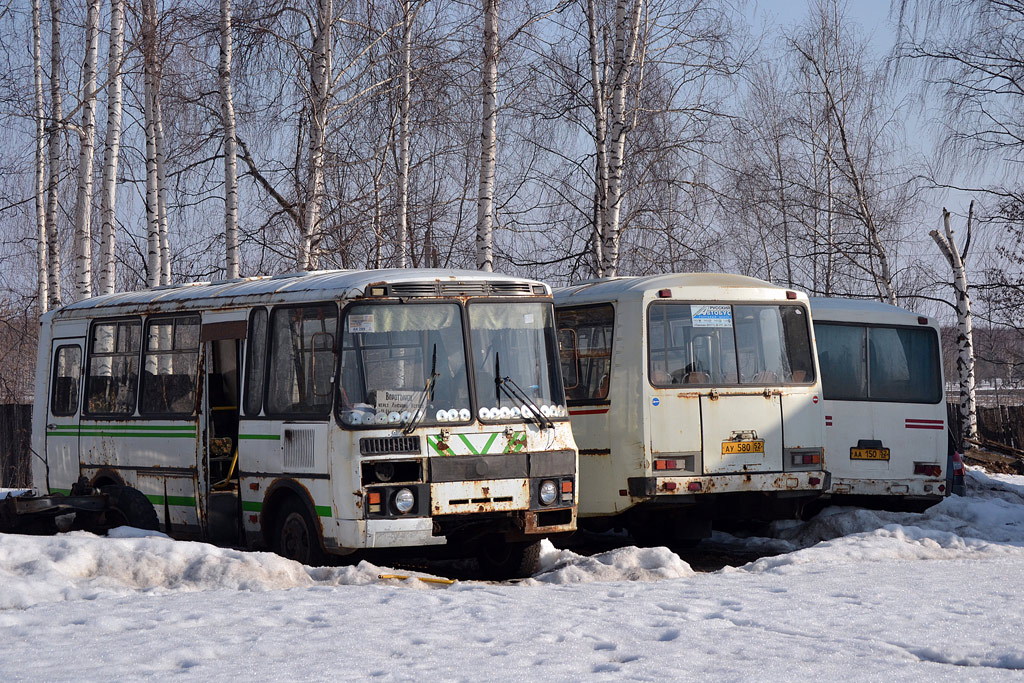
[476,538,541,580]
[102,485,160,532]
[273,497,326,566]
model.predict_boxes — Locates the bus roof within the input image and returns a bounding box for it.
[555,273,800,304]
[46,269,549,321]
[809,297,936,328]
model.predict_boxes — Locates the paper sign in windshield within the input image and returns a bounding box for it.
[376,389,420,413]
[691,304,732,328]
[348,314,375,333]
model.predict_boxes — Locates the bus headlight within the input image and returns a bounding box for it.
[393,488,415,514]
[539,480,557,506]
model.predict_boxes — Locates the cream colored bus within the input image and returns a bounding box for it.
[32,269,577,577]
[811,297,947,509]
[555,274,828,542]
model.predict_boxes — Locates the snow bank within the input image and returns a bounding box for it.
[528,539,695,584]
[0,531,430,610]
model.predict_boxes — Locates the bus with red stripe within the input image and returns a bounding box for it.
[555,274,828,544]
[811,297,948,509]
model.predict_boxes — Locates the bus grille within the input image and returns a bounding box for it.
[388,281,535,297]
[283,428,315,469]
[360,436,422,456]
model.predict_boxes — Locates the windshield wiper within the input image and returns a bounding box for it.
[494,352,554,430]
[401,344,438,435]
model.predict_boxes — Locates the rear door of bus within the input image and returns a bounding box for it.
[45,336,85,492]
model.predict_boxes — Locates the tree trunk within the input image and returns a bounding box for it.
[931,205,978,443]
[45,0,62,308]
[586,0,607,277]
[73,0,102,299]
[98,0,125,296]
[300,0,332,271]
[397,0,414,269]
[155,83,171,285]
[219,0,239,279]
[601,0,642,279]
[142,0,160,288]
[476,0,498,273]
[33,0,47,313]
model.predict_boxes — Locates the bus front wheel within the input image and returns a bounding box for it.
[273,498,326,567]
[476,538,541,580]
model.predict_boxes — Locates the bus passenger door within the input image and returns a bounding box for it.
[199,317,246,545]
[44,338,85,493]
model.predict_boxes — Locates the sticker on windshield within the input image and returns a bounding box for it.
[691,304,732,328]
[348,314,375,333]
[375,389,420,413]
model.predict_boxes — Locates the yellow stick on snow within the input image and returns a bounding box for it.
[377,574,456,585]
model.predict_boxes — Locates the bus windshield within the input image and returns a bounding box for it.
[339,303,471,426]
[468,302,566,421]
[648,302,815,386]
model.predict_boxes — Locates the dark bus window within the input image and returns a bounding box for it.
[556,305,614,402]
[139,316,201,416]
[84,319,142,416]
[50,345,82,416]
[649,303,738,385]
[244,308,268,416]
[267,303,338,416]
[817,323,941,403]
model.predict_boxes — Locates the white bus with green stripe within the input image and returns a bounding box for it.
[32,269,578,576]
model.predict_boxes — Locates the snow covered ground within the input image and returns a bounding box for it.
[2,468,1024,681]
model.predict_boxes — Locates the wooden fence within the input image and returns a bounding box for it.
[947,402,1024,452]
[0,404,31,487]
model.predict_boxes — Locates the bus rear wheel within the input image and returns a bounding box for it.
[476,538,541,580]
[101,485,159,532]
[273,498,326,567]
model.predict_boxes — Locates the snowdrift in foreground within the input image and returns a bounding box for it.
[0,532,408,610]
[528,540,695,584]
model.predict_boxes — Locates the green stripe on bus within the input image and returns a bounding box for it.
[144,494,196,507]
[457,433,480,455]
[238,434,281,440]
[241,501,330,518]
[49,431,196,439]
[50,488,72,495]
[78,425,196,431]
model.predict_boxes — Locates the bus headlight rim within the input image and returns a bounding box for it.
[539,480,558,506]
[393,487,415,514]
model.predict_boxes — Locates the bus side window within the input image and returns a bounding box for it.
[266,303,338,415]
[50,345,82,416]
[244,308,268,416]
[84,319,142,416]
[558,328,579,390]
[555,305,614,401]
[140,315,200,416]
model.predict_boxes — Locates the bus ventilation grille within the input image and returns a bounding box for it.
[389,281,533,297]
[360,436,422,456]
[283,428,315,469]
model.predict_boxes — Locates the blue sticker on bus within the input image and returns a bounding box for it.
[652,397,660,406]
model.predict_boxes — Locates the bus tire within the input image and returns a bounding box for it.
[102,485,159,532]
[273,497,326,567]
[476,538,541,580]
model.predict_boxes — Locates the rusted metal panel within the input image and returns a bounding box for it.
[430,478,530,515]
[643,470,828,497]
[523,508,576,535]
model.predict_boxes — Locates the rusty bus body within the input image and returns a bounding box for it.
[31,269,577,574]
[811,297,947,510]
[554,274,828,541]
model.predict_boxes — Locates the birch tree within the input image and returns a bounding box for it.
[45,0,62,307]
[72,0,103,299]
[219,0,239,279]
[932,204,978,442]
[476,0,499,272]
[396,0,418,269]
[299,0,333,270]
[33,0,47,312]
[99,0,126,295]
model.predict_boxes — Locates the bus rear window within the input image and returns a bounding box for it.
[816,323,941,403]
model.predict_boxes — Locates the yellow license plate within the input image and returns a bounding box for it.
[851,447,890,460]
[722,440,765,455]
